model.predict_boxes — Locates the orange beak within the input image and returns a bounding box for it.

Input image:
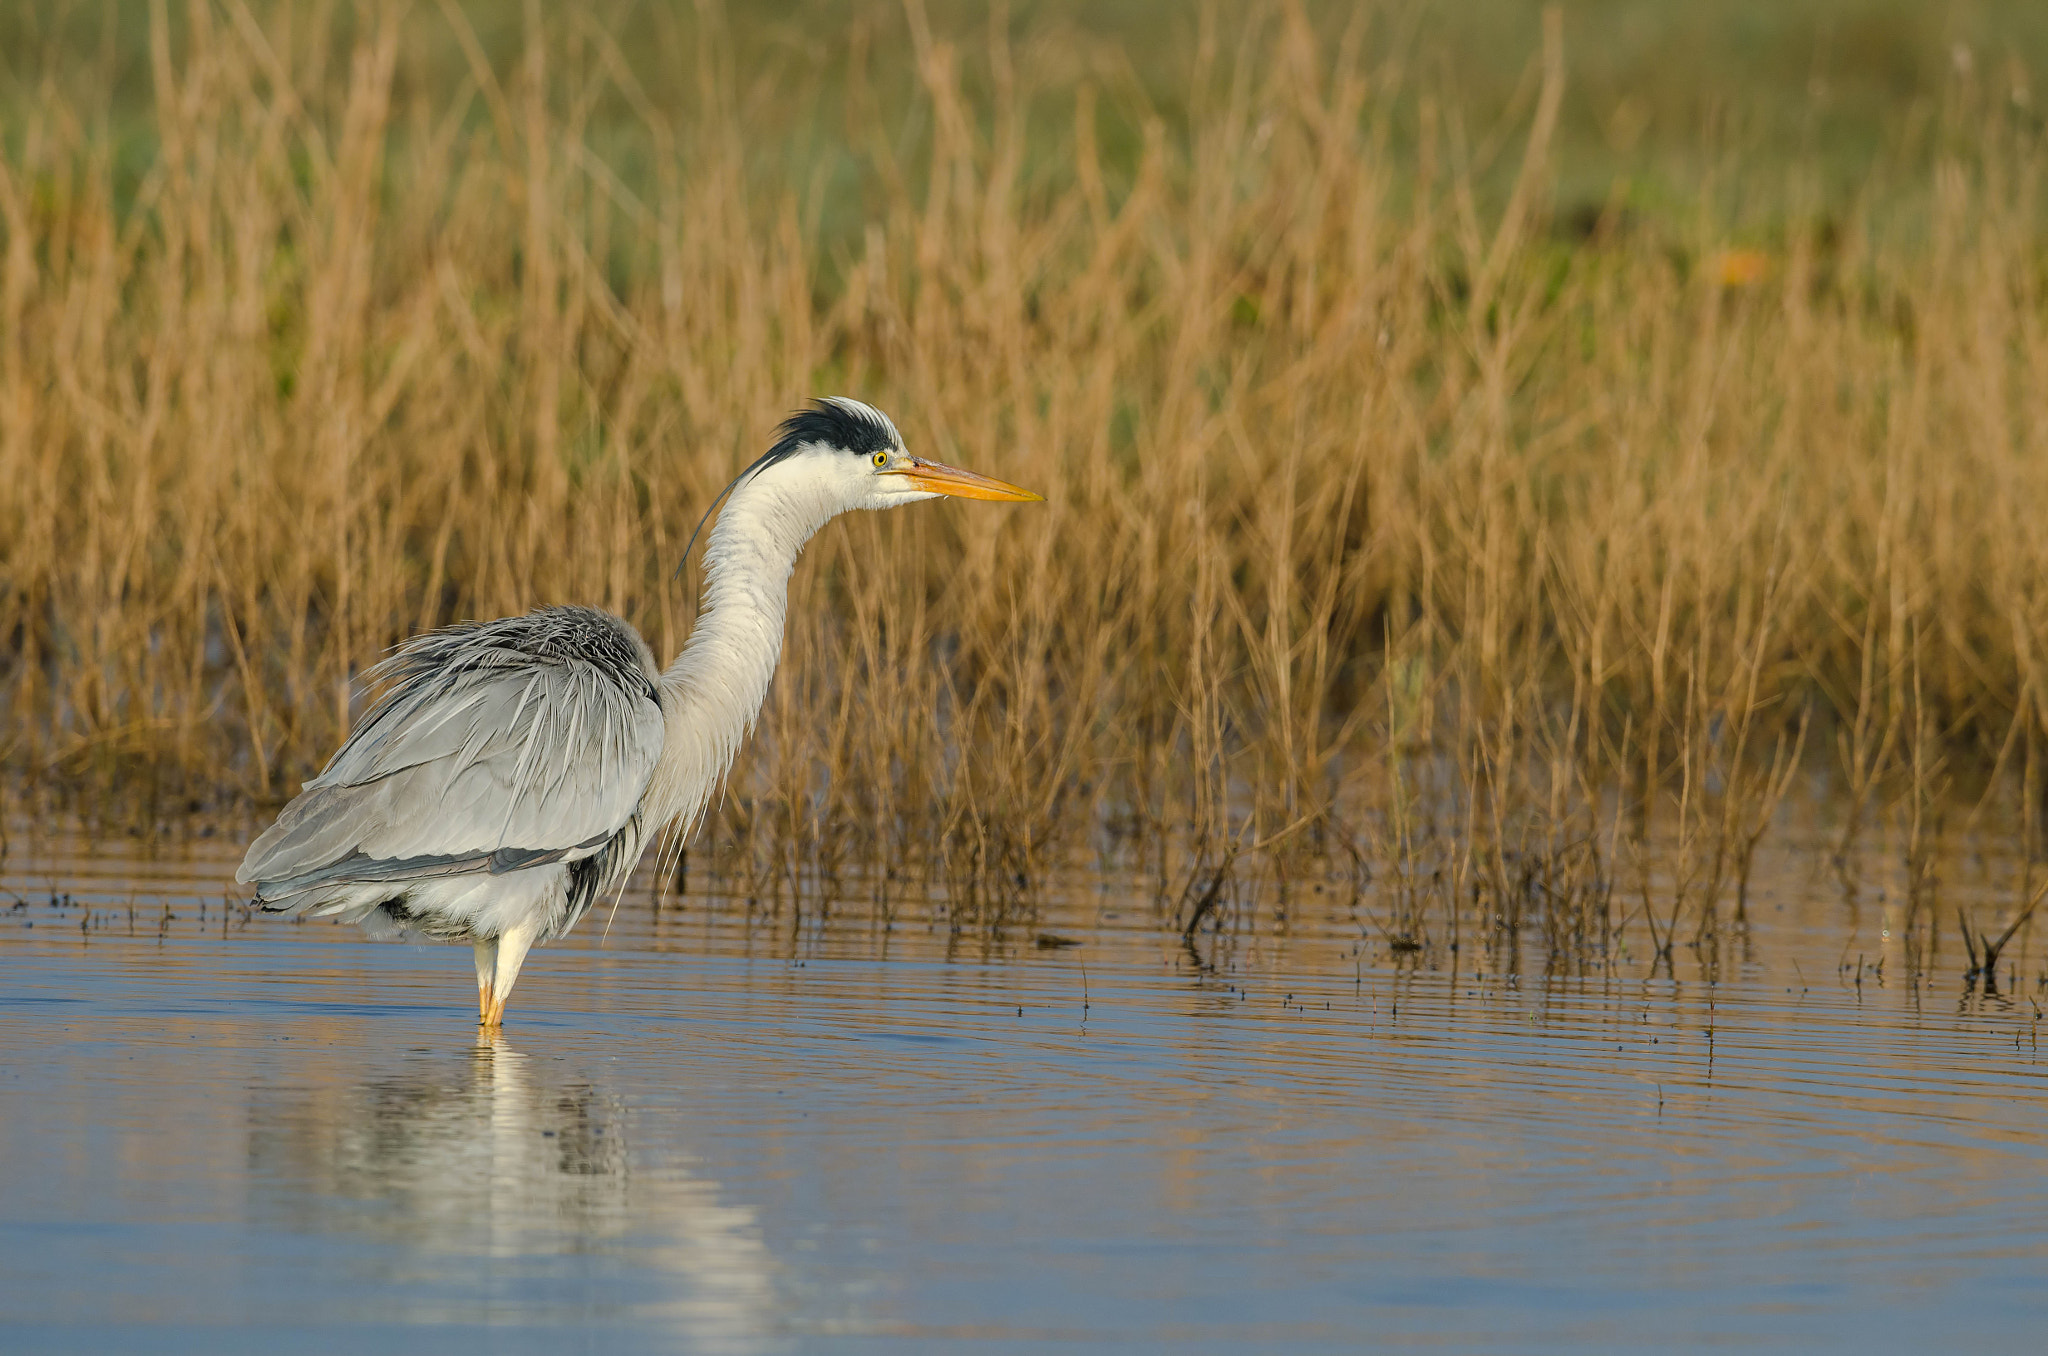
[888,458,1043,502]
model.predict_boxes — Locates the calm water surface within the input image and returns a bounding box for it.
[3,831,2046,1352]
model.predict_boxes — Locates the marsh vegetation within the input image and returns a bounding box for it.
[4,1,2048,980]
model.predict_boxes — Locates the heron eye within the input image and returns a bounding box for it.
[871,450,890,468]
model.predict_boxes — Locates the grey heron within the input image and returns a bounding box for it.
[237,398,1040,1028]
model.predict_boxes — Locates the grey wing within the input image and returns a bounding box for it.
[237,609,665,899]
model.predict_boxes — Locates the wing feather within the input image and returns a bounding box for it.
[238,608,665,897]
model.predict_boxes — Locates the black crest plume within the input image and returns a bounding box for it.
[673,398,904,583]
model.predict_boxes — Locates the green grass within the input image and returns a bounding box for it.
[6,1,2043,243]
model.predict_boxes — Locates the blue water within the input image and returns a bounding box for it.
[3,841,2046,1351]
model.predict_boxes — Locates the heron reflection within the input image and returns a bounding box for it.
[247,1040,776,1348]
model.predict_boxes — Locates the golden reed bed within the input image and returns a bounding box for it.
[3,2,2046,969]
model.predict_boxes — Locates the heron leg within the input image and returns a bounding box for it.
[473,938,498,1024]
[482,918,542,1029]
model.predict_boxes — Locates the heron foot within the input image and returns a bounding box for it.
[476,920,540,1031]
[474,938,498,1026]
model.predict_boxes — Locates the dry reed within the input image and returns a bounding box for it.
[3,1,2047,974]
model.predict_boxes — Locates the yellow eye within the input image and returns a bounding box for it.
[872,450,890,468]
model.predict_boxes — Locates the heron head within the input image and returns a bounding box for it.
[752,397,1042,511]
[675,398,1041,582]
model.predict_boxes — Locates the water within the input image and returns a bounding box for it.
[4,832,2047,1351]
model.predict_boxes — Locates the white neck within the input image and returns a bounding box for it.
[641,468,842,836]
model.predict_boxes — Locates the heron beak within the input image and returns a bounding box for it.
[889,458,1043,502]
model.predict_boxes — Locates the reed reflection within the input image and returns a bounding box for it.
[246,1039,778,1347]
